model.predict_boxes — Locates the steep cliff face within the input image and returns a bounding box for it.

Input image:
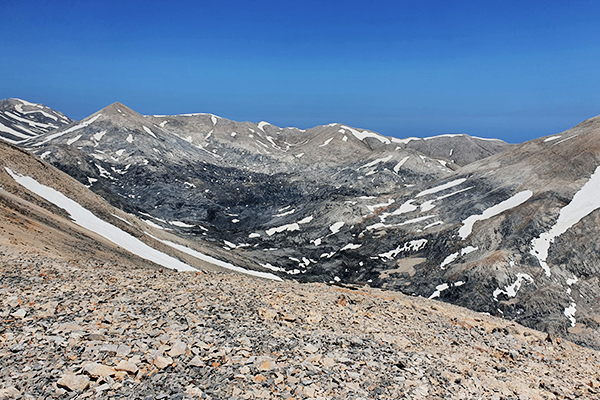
[10,98,600,348]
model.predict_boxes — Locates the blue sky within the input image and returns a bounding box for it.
[2,0,600,143]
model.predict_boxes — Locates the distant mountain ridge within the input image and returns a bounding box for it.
[4,98,600,350]
[0,98,73,144]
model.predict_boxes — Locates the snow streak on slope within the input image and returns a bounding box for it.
[416,178,467,198]
[34,114,102,146]
[530,165,600,277]
[459,191,533,240]
[149,237,282,281]
[340,125,391,144]
[5,167,196,272]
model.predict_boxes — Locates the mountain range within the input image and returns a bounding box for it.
[2,97,599,350]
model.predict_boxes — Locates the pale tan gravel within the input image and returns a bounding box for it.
[1,253,599,399]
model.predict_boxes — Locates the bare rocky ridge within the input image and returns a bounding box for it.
[0,99,73,144]
[399,133,514,166]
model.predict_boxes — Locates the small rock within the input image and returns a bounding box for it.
[321,356,335,367]
[116,344,131,357]
[153,356,173,369]
[305,311,323,324]
[168,341,187,357]
[187,356,203,367]
[87,333,106,341]
[184,386,204,397]
[256,356,276,371]
[99,344,118,353]
[90,364,116,378]
[305,344,319,354]
[253,374,267,383]
[9,344,24,353]
[115,360,138,374]
[282,312,297,322]
[258,308,278,321]
[158,334,170,344]
[6,297,19,308]
[239,365,250,374]
[95,383,111,393]
[335,294,347,307]
[57,373,90,392]
[10,309,27,319]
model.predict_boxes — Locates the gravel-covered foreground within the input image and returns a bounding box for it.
[1,255,599,400]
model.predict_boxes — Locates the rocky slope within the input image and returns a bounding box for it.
[0,99,72,144]
[1,254,599,399]
[6,99,600,350]
[0,140,282,279]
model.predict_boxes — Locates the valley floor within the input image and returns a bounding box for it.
[1,251,599,400]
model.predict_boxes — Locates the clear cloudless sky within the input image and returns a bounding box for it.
[2,0,600,143]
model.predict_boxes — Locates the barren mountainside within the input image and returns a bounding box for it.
[2,98,600,352]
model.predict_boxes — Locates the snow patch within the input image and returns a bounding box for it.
[493,273,533,300]
[393,156,410,174]
[340,243,362,251]
[564,303,577,327]
[428,283,449,299]
[143,126,157,138]
[366,198,394,212]
[266,223,300,236]
[423,221,443,230]
[275,209,295,217]
[67,135,82,145]
[416,178,466,198]
[257,121,270,131]
[93,130,106,141]
[298,215,314,224]
[531,166,600,277]
[329,222,344,234]
[341,125,391,144]
[359,155,393,170]
[459,190,533,240]
[153,237,282,281]
[5,168,196,272]
[378,239,427,260]
[439,247,477,269]
[126,134,134,143]
[0,123,31,139]
[420,200,435,212]
[544,135,561,142]
[319,137,333,147]
[170,221,195,228]
[566,276,578,286]
[440,252,459,269]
